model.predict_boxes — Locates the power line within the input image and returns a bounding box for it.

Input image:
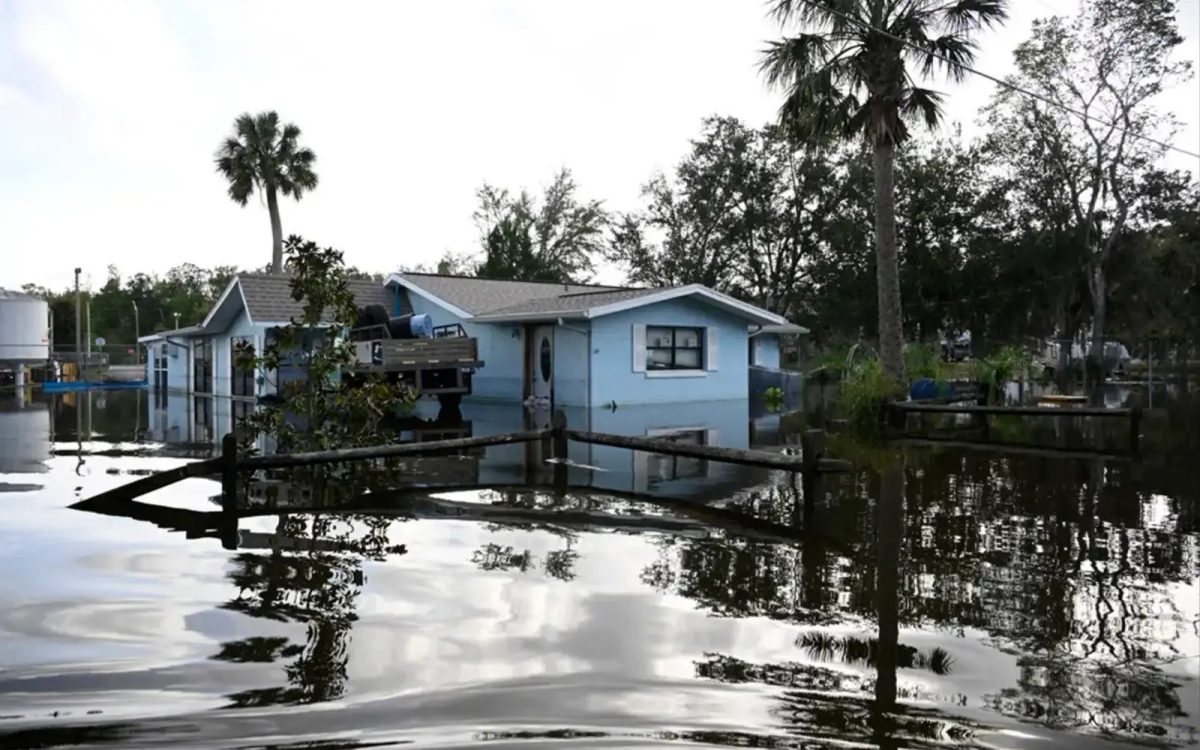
[783,0,1200,160]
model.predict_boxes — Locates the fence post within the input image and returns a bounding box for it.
[1129,401,1142,457]
[551,410,568,493]
[799,429,825,527]
[221,432,238,514]
[800,429,825,474]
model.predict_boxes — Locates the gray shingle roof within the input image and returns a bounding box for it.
[237,274,393,324]
[396,273,630,316]
[477,287,662,318]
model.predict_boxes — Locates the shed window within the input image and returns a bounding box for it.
[646,326,704,370]
[193,339,213,394]
[232,337,256,398]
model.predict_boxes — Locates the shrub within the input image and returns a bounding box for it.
[971,345,1033,402]
[837,358,902,431]
[904,342,946,381]
[762,386,785,413]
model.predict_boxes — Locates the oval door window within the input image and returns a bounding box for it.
[540,336,552,382]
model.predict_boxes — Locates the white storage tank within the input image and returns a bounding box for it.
[0,288,50,364]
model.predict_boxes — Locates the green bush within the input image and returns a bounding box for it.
[836,358,902,431]
[762,386,785,412]
[971,345,1032,402]
[808,341,876,378]
[904,342,946,381]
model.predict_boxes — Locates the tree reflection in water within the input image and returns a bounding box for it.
[198,422,1197,744]
[212,462,413,708]
[640,445,1198,746]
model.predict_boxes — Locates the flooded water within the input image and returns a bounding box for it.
[1,389,1197,749]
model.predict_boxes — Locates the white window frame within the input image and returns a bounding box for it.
[633,324,719,377]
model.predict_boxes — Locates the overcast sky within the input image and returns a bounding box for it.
[2,0,1197,292]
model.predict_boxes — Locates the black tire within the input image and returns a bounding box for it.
[359,304,390,330]
[437,392,463,408]
[387,314,414,339]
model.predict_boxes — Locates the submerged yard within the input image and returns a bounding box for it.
[0,389,1197,749]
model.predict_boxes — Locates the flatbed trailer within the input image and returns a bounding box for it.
[347,322,483,406]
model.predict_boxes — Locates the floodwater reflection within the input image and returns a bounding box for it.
[0,389,1197,748]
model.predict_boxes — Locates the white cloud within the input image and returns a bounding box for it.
[1,0,1196,290]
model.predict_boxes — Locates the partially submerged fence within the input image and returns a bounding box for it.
[884,400,1144,454]
[78,411,850,522]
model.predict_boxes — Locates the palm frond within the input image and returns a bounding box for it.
[280,148,319,198]
[759,34,834,87]
[940,0,1009,33]
[902,85,945,130]
[912,33,978,81]
[769,0,862,32]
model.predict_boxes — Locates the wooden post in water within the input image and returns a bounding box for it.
[799,429,825,527]
[551,410,568,493]
[221,433,238,514]
[1129,401,1142,457]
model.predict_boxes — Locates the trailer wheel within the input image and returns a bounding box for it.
[437,392,463,408]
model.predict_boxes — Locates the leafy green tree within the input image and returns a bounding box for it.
[986,0,1191,365]
[215,111,319,274]
[609,117,857,323]
[1106,173,1200,354]
[235,235,415,453]
[473,168,607,283]
[760,0,1009,384]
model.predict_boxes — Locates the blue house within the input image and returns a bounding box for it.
[142,272,806,409]
[384,273,805,407]
[140,274,393,400]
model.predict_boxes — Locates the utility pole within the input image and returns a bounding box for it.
[73,268,81,364]
[132,300,140,363]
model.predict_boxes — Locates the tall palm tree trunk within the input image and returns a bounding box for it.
[267,186,284,274]
[873,141,906,386]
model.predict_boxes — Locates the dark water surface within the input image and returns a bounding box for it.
[1,390,1197,749]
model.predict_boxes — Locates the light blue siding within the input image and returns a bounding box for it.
[401,289,526,401]
[552,323,589,407]
[144,337,192,392]
[751,335,780,368]
[208,309,266,399]
[588,297,749,406]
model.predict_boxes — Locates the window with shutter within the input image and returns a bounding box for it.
[644,326,705,371]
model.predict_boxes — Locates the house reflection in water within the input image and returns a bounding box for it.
[144,393,782,500]
[145,390,255,450]
[407,398,776,499]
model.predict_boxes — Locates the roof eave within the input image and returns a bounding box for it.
[750,323,810,337]
[588,285,789,325]
[201,277,242,329]
[472,311,590,323]
[384,273,474,320]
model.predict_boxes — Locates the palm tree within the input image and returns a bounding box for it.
[761,0,1007,383]
[215,111,318,274]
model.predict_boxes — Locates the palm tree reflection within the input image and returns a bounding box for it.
[213,512,406,708]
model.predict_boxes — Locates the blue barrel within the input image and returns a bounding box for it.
[387,313,433,339]
[910,378,939,401]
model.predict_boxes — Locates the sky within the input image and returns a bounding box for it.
[1,0,1198,293]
